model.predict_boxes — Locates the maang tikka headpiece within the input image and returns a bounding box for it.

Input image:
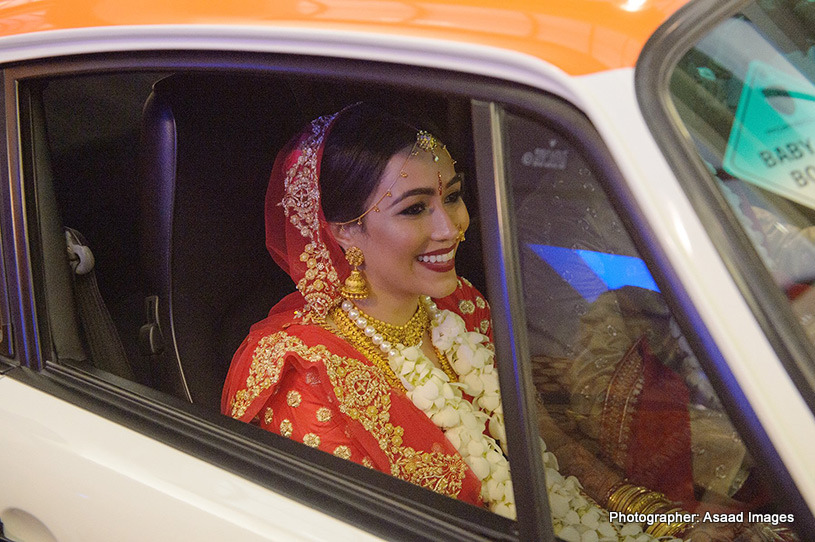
[337,130,454,228]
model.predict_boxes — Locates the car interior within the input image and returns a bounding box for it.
[30,69,486,410]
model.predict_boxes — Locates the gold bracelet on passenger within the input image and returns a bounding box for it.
[609,484,649,513]
[605,481,689,537]
[619,486,648,513]
[605,482,633,511]
[630,490,665,514]
[648,517,690,538]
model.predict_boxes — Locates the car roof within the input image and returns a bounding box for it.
[0,0,689,75]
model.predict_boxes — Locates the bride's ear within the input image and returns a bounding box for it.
[328,222,355,251]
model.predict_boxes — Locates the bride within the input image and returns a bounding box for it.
[221,103,793,541]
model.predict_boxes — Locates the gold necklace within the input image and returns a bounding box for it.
[351,303,429,347]
[433,344,458,383]
[330,299,458,391]
[330,304,407,392]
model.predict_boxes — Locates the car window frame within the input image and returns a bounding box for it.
[0,69,23,372]
[636,0,815,533]
[2,51,530,542]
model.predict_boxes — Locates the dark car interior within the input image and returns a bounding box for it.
[32,69,485,410]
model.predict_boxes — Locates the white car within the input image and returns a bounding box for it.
[0,0,813,540]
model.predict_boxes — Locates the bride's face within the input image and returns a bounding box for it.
[339,145,469,305]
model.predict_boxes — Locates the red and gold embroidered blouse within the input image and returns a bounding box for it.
[222,278,494,507]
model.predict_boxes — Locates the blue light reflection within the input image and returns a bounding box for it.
[528,244,659,302]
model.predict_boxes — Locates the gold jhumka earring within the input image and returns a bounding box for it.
[341,246,368,299]
[456,225,466,243]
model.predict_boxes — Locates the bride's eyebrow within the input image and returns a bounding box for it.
[387,173,463,208]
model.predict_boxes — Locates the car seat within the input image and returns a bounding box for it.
[138,72,487,408]
[138,72,302,407]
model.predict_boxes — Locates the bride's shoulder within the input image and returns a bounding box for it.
[434,277,492,333]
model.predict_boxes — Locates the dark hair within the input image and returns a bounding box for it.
[320,104,419,224]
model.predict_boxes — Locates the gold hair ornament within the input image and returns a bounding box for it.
[336,130,453,228]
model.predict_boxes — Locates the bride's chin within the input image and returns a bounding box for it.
[423,273,459,300]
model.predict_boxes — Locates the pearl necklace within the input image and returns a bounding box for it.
[342,299,429,348]
[330,299,458,392]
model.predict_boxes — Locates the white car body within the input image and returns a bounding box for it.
[1,2,813,540]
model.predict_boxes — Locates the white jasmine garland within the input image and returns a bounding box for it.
[390,299,515,519]
[382,296,683,541]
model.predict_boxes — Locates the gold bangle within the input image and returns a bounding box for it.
[648,517,689,537]
[613,486,687,537]
[620,487,650,514]
[664,520,691,536]
[606,482,637,511]
[606,482,691,538]
[647,522,685,537]
[630,490,665,514]
[604,481,629,510]
[610,484,641,512]
[641,498,677,516]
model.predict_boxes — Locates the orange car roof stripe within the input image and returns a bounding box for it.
[0,0,687,75]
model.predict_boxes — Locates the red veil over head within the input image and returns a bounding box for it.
[264,111,351,322]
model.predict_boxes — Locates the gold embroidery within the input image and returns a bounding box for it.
[287,390,303,408]
[292,242,338,322]
[230,334,288,419]
[458,300,475,315]
[279,113,342,322]
[333,445,352,460]
[322,345,466,498]
[461,277,473,287]
[476,296,486,309]
[362,457,374,468]
[280,419,293,437]
[229,331,467,499]
[316,407,332,422]
[303,433,321,448]
[329,305,406,392]
[600,338,646,469]
[480,320,490,334]
[264,407,274,426]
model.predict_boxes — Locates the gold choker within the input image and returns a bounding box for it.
[330,299,457,391]
[344,302,429,347]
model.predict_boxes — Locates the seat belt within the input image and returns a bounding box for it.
[65,228,135,381]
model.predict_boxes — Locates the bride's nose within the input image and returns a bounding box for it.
[431,204,458,241]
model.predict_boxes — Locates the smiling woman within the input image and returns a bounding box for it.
[220,103,509,515]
